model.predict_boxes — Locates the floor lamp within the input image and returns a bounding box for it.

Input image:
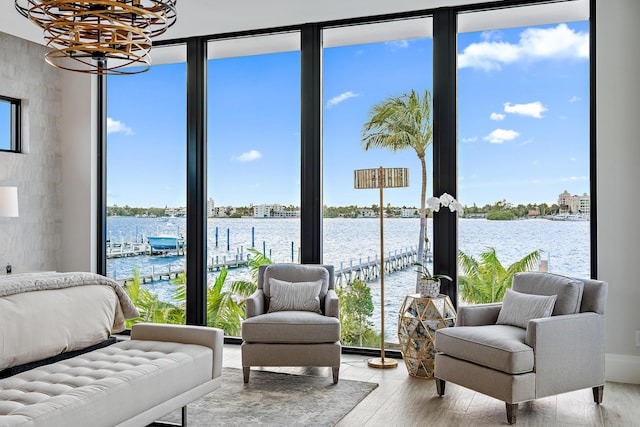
[354,167,409,369]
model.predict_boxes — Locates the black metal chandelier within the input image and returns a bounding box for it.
[15,1,177,75]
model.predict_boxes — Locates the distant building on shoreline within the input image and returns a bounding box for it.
[207,198,215,218]
[558,190,590,217]
[400,208,419,218]
[254,204,300,218]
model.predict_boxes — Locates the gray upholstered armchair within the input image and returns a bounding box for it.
[241,263,341,384]
[434,272,608,424]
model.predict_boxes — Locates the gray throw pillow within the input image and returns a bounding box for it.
[496,288,557,329]
[267,278,323,314]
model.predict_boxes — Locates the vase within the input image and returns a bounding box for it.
[418,279,440,298]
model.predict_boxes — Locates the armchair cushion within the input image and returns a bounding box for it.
[267,278,323,314]
[242,311,340,344]
[496,289,556,329]
[513,272,584,315]
[436,325,533,375]
[263,264,329,300]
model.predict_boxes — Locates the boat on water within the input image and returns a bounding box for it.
[147,236,186,251]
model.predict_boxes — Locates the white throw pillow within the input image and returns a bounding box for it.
[496,288,557,329]
[267,278,323,314]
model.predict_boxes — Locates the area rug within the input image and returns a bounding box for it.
[159,367,378,426]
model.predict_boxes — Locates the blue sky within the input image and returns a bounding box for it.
[107,20,589,209]
[0,101,10,150]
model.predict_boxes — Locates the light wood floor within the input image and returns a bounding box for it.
[222,344,640,426]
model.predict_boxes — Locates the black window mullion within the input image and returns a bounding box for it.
[97,66,107,276]
[433,8,458,308]
[300,24,323,264]
[186,38,208,326]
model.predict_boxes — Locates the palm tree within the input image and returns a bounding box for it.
[361,89,433,292]
[124,268,184,327]
[458,247,543,304]
[172,266,257,336]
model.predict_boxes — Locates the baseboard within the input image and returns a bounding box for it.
[605,353,640,384]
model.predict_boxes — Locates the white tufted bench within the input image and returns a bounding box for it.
[0,323,223,427]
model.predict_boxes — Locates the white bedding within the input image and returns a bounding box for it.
[0,272,140,371]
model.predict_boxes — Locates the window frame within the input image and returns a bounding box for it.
[101,0,595,339]
[0,95,21,153]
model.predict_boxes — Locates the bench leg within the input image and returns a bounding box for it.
[506,402,518,425]
[147,406,187,427]
[332,366,339,384]
[593,385,604,404]
[243,366,250,383]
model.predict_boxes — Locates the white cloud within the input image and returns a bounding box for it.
[480,31,503,42]
[386,40,409,48]
[483,128,520,144]
[569,95,581,103]
[561,176,588,182]
[233,150,262,162]
[504,101,547,119]
[461,136,478,143]
[326,91,359,108]
[107,117,133,135]
[490,112,505,121]
[570,157,577,161]
[459,23,588,71]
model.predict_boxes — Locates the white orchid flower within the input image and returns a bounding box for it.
[428,193,463,215]
[450,200,464,214]
[427,196,441,212]
[439,193,455,207]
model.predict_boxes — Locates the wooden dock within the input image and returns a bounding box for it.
[106,241,186,258]
[114,256,249,286]
[334,247,431,286]
[112,247,431,287]
[106,242,151,258]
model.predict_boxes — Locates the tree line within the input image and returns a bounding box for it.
[108,200,564,220]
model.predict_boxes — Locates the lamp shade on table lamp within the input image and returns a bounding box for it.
[0,187,19,217]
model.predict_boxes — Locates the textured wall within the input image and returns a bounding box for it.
[0,31,63,273]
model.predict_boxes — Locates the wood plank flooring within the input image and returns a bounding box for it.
[222,344,639,426]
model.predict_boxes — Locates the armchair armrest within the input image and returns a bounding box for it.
[457,303,502,326]
[130,323,224,379]
[325,289,339,318]
[526,312,605,398]
[246,289,265,318]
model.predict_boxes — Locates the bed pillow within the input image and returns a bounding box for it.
[496,288,557,329]
[267,278,323,314]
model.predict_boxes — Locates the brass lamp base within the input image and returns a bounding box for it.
[368,357,398,369]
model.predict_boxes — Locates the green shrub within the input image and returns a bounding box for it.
[486,210,515,220]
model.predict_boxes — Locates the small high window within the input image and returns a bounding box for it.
[0,95,21,153]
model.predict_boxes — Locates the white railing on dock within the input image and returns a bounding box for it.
[334,247,432,286]
[111,246,431,287]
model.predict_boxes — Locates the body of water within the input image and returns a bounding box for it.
[107,216,590,342]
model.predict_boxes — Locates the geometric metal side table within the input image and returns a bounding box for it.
[397,294,457,378]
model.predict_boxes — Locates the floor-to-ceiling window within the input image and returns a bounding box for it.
[322,18,433,349]
[456,1,590,306]
[206,33,301,336]
[102,0,594,346]
[106,44,187,324]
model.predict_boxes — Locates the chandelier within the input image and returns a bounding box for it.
[15,1,177,75]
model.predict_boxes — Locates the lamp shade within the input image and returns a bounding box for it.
[0,186,19,217]
[354,167,409,189]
